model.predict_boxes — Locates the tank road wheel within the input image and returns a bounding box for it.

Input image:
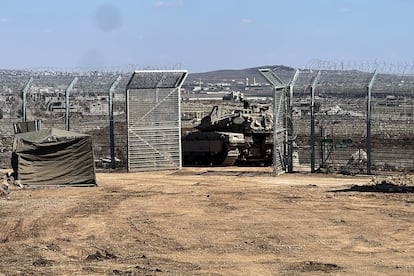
[221,154,238,166]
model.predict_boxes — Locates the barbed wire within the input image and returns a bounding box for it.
[5,60,414,75]
[305,59,414,75]
[19,63,184,74]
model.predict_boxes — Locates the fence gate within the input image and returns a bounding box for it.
[126,70,188,171]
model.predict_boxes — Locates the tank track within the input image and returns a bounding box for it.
[220,149,239,166]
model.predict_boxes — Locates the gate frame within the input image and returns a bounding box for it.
[126,70,188,172]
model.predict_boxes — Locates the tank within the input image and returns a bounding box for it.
[182,99,274,166]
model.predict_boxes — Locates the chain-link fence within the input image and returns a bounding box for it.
[293,60,414,174]
[0,70,129,170]
[1,61,413,174]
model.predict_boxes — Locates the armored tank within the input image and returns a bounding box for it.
[182,100,274,166]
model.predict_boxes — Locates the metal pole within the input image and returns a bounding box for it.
[126,80,130,172]
[22,77,33,122]
[320,125,324,168]
[366,70,377,174]
[109,75,122,169]
[287,69,300,172]
[258,69,286,176]
[273,86,279,175]
[178,72,189,170]
[310,71,321,173]
[65,77,78,131]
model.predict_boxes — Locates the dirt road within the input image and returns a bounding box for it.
[1,168,413,275]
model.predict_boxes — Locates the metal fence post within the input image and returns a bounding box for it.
[310,71,321,173]
[109,75,122,169]
[273,86,280,175]
[366,70,377,174]
[287,69,300,172]
[65,77,78,131]
[22,77,33,122]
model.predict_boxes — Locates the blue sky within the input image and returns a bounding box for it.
[0,0,412,72]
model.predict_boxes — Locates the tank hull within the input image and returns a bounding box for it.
[182,131,244,166]
[182,131,273,166]
[182,101,275,166]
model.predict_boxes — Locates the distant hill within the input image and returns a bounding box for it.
[186,65,296,84]
[183,64,414,97]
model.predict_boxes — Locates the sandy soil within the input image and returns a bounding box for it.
[0,167,413,275]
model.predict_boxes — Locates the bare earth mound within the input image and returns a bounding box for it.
[0,168,413,275]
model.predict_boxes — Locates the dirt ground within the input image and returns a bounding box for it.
[1,167,413,275]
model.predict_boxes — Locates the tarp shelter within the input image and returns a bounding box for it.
[12,128,97,187]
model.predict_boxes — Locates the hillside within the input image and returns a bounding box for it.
[186,65,296,84]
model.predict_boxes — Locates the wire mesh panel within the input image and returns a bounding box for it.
[290,70,318,172]
[292,69,374,173]
[23,73,127,168]
[300,60,414,174]
[371,73,414,172]
[274,87,287,174]
[28,74,77,130]
[126,70,188,171]
[312,71,372,174]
